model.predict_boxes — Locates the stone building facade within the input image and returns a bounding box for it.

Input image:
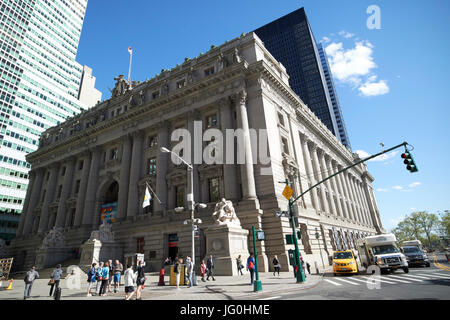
[9,33,384,273]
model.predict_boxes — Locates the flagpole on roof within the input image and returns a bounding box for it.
[127,46,133,85]
[145,180,162,204]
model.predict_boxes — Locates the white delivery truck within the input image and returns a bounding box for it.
[402,240,425,251]
[356,233,409,273]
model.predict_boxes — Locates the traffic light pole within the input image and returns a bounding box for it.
[289,197,306,283]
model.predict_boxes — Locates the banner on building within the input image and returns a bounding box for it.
[100,202,118,224]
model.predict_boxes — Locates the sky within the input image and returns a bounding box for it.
[76,0,450,231]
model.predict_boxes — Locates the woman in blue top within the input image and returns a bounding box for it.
[95,262,103,296]
[86,262,97,297]
[100,261,110,296]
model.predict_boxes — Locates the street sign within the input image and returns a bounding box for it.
[256,230,266,241]
[315,232,320,239]
[282,185,294,199]
[274,210,290,218]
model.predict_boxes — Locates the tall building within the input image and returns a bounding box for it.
[10,33,382,273]
[253,7,345,145]
[317,43,351,149]
[0,0,100,242]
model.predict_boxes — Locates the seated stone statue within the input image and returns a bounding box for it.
[40,227,65,249]
[212,198,241,226]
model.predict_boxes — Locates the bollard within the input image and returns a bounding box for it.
[158,268,165,286]
[315,261,319,275]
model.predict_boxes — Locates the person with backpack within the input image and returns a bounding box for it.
[135,259,146,300]
[113,259,123,293]
[236,255,244,275]
[272,255,281,276]
[246,254,256,285]
[174,257,182,289]
[86,262,97,297]
[24,266,39,299]
[107,259,113,293]
[49,264,63,297]
[99,261,110,296]
[95,262,104,295]
[124,263,137,300]
[185,256,193,288]
[206,255,215,281]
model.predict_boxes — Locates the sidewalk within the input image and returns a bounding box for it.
[0,268,328,300]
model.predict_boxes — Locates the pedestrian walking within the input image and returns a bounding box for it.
[100,261,110,296]
[107,259,113,293]
[247,254,255,285]
[306,262,311,274]
[236,255,244,275]
[200,259,206,282]
[113,259,123,293]
[49,264,63,297]
[272,255,281,276]
[185,256,193,288]
[86,263,97,296]
[124,264,137,300]
[96,262,104,295]
[135,260,145,300]
[174,257,182,289]
[23,266,39,299]
[206,255,215,281]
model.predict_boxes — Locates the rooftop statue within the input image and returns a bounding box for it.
[112,75,130,97]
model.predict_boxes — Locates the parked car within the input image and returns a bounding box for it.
[332,250,358,276]
[402,246,430,267]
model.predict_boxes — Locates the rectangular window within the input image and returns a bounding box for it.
[176,79,186,88]
[278,112,285,127]
[110,148,118,160]
[148,135,158,148]
[152,91,159,99]
[61,166,66,176]
[147,158,157,175]
[137,237,145,254]
[206,114,218,128]
[204,66,214,76]
[281,137,289,154]
[209,178,220,203]
[78,160,84,170]
[175,186,185,208]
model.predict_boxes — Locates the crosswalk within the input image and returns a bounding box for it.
[324,270,450,287]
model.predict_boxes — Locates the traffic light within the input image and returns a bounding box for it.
[401,151,418,173]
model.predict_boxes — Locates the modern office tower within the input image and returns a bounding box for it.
[317,43,351,149]
[253,7,343,143]
[0,0,99,242]
[78,66,102,109]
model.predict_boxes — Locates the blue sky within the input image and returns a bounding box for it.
[76,0,450,231]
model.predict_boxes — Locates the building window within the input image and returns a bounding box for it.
[281,137,289,154]
[78,160,84,170]
[75,180,81,194]
[69,208,76,227]
[61,166,66,176]
[204,66,214,76]
[209,178,220,203]
[152,91,159,99]
[176,79,186,88]
[206,114,218,128]
[175,186,185,208]
[110,148,118,160]
[148,135,158,148]
[147,158,157,175]
[137,237,145,254]
[278,112,285,127]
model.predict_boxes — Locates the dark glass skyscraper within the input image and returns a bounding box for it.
[253,7,350,148]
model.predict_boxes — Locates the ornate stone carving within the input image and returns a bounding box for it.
[88,220,115,242]
[232,47,242,64]
[40,226,66,249]
[112,75,130,97]
[212,198,241,226]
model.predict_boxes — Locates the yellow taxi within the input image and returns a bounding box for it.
[332,250,358,276]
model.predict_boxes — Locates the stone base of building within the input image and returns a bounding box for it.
[79,239,123,270]
[205,223,249,276]
[34,247,73,269]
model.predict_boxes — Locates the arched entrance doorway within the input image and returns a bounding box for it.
[99,181,119,224]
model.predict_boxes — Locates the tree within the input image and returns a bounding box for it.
[391,211,440,249]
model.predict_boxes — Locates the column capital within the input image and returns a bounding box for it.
[131,129,145,140]
[187,109,201,120]
[231,89,247,105]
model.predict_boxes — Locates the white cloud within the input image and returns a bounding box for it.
[354,150,398,162]
[338,30,355,38]
[408,182,421,188]
[324,39,389,97]
[376,188,389,192]
[392,186,403,190]
[320,36,331,44]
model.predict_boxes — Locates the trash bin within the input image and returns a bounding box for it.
[169,264,186,286]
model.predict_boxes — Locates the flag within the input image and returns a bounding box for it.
[142,186,151,208]
[128,46,132,55]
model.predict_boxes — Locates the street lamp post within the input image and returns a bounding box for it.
[161,147,206,286]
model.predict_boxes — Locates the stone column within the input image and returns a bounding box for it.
[352,177,365,224]
[332,161,347,219]
[38,163,60,233]
[319,150,336,216]
[339,165,355,221]
[22,169,44,235]
[127,130,144,218]
[357,181,370,225]
[220,97,238,201]
[16,170,36,236]
[234,90,257,201]
[347,174,362,224]
[74,152,91,227]
[310,143,329,214]
[326,156,343,218]
[300,134,319,211]
[188,111,201,203]
[117,135,132,220]
[82,147,102,226]
[156,122,169,212]
[55,157,76,228]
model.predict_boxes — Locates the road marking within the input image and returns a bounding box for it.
[431,272,450,277]
[360,276,397,284]
[416,273,449,279]
[403,274,431,279]
[333,277,361,285]
[324,279,343,286]
[381,276,412,284]
[345,277,372,284]
[388,275,423,282]
[259,296,281,300]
